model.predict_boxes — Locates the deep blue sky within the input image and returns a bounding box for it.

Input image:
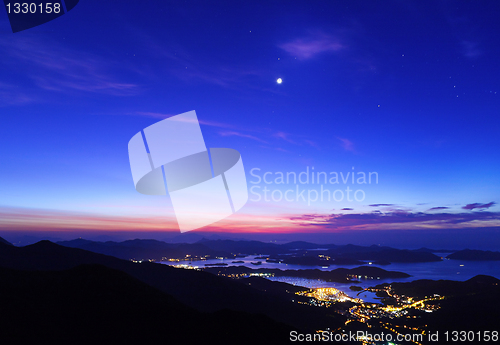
[0,1,499,248]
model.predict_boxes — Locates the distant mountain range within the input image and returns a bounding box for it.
[446,249,500,260]
[204,265,411,283]
[54,238,450,264]
[57,238,231,261]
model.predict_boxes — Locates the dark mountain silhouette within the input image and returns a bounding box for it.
[374,275,500,300]
[279,241,324,249]
[371,275,500,335]
[447,249,500,260]
[196,239,285,255]
[204,265,411,282]
[0,264,293,345]
[0,240,344,333]
[329,247,442,262]
[466,274,500,284]
[199,240,441,262]
[56,238,442,264]
[168,232,246,243]
[57,238,231,261]
[0,236,13,246]
[413,247,458,253]
[332,258,366,265]
[279,255,331,266]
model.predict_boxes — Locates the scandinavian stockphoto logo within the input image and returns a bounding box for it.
[128,111,248,232]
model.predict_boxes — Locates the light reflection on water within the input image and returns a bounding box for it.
[161,254,500,280]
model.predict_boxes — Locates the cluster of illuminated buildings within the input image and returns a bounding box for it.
[296,285,442,326]
[297,287,363,304]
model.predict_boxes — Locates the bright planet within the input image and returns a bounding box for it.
[276,78,282,84]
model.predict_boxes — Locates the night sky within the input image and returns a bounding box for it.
[0,1,499,248]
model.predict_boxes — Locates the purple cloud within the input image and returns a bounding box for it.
[279,32,344,60]
[369,204,395,207]
[428,207,450,211]
[289,210,500,229]
[341,208,353,211]
[462,202,496,210]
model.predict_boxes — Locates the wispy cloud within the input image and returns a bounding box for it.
[174,66,264,88]
[279,32,345,60]
[428,206,450,211]
[304,140,320,149]
[134,111,177,119]
[133,111,320,148]
[461,40,482,59]
[337,137,356,153]
[0,206,178,232]
[0,83,38,106]
[219,131,267,143]
[133,111,238,129]
[369,204,395,207]
[273,131,295,143]
[131,32,266,89]
[462,202,496,210]
[0,36,140,97]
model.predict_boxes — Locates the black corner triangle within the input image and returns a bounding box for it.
[63,0,79,12]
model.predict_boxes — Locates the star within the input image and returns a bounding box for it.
[277,78,283,84]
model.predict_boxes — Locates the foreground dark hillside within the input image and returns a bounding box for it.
[371,275,500,336]
[2,237,499,344]
[0,239,344,336]
[0,264,293,345]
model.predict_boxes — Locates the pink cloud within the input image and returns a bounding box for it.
[0,206,308,234]
[0,207,179,232]
[279,33,344,60]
